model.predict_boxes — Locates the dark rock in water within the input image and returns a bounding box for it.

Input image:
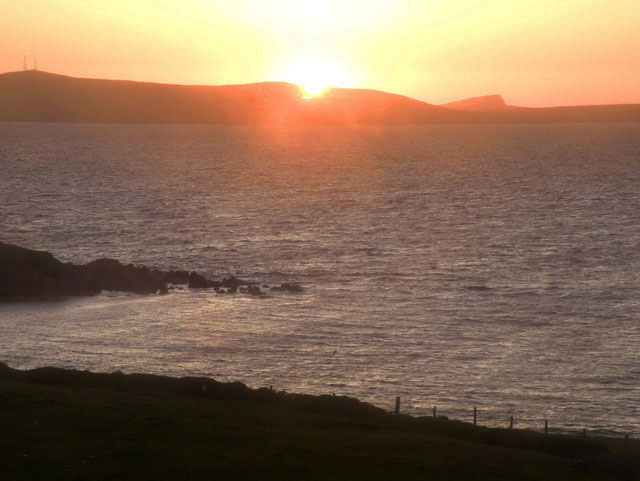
[187,271,221,289]
[163,270,190,285]
[270,283,303,293]
[188,271,209,289]
[0,242,101,299]
[85,258,165,294]
[0,242,166,299]
[221,276,247,288]
[0,242,300,301]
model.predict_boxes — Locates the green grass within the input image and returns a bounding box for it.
[0,366,638,481]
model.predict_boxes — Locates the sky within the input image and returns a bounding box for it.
[1,0,639,106]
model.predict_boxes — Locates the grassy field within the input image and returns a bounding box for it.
[0,365,638,481]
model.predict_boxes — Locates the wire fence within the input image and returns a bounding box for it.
[391,396,635,441]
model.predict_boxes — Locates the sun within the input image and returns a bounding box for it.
[283,59,352,98]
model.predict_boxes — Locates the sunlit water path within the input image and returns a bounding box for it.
[1,122,639,436]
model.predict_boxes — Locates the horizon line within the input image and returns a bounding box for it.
[3,68,640,110]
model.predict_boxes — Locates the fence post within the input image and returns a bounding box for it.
[510,415,513,429]
[433,405,437,418]
[473,407,477,426]
[394,396,401,416]
[544,419,548,435]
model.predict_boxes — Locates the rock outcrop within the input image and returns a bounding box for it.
[442,94,507,111]
[188,271,221,289]
[0,242,166,299]
[84,258,165,294]
[0,242,303,300]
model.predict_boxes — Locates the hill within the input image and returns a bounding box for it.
[1,70,639,124]
[442,94,507,111]
[0,70,464,125]
[1,363,638,480]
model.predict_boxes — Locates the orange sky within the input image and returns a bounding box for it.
[2,0,639,107]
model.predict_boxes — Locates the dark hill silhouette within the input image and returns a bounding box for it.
[0,70,464,124]
[442,94,640,122]
[0,70,302,124]
[442,94,507,111]
[1,70,639,124]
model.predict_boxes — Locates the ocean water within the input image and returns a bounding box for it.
[1,122,639,436]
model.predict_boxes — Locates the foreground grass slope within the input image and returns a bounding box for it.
[0,365,638,481]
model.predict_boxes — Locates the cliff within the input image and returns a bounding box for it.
[442,94,507,111]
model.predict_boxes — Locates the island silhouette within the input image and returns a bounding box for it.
[1,70,639,124]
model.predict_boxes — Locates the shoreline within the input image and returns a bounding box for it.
[0,361,632,439]
[0,241,303,301]
[0,358,633,440]
[1,362,639,480]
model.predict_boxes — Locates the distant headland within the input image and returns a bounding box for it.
[1,70,639,124]
[0,242,302,301]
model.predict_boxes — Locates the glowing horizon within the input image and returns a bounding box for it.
[282,59,353,97]
[1,0,639,107]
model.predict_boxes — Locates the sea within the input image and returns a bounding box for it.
[1,122,639,437]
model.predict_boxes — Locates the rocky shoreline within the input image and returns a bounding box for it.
[0,241,302,301]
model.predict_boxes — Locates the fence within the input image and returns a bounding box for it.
[391,396,634,440]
